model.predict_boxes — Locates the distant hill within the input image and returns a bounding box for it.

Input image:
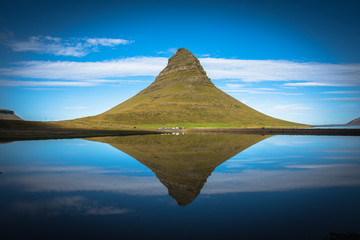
[72,48,304,128]
[0,109,22,121]
[347,117,360,125]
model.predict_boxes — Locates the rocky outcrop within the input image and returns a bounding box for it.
[154,48,212,85]
[347,117,360,125]
[0,109,22,120]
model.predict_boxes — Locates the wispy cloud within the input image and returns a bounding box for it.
[0,57,359,88]
[322,98,360,101]
[322,91,360,94]
[224,89,302,95]
[199,58,360,86]
[1,35,132,57]
[0,57,167,80]
[225,84,246,88]
[12,196,131,216]
[262,104,312,117]
[283,82,354,87]
[157,48,177,55]
[63,107,88,110]
[271,104,311,111]
[0,80,98,87]
[22,88,64,91]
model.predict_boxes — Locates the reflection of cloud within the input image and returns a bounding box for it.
[228,156,303,162]
[322,156,360,160]
[283,164,356,169]
[203,164,360,194]
[2,166,101,173]
[2,166,150,174]
[314,149,360,153]
[0,173,166,195]
[12,196,131,216]
[266,137,311,147]
[2,163,360,196]
[86,206,130,215]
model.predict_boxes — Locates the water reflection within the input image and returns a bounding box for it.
[1,134,360,239]
[86,133,269,206]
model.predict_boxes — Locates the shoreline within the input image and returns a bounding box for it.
[0,128,160,141]
[1,120,359,141]
[190,127,360,136]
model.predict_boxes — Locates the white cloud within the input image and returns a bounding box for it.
[224,89,302,95]
[63,107,88,110]
[0,56,359,88]
[283,82,354,87]
[0,80,97,87]
[86,38,131,47]
[157,48,177,55]
[199,58,360,86]
[0,57,167,80]
[322,98,360,101]
[322,91,360,94]
[23,88,64,91]
[225,83,246,88]
[271,104,311,111]
[2,36,132,57]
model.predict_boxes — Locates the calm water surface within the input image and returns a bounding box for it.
[1,134,360,240]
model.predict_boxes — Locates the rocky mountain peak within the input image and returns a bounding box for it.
[154,48,210,84]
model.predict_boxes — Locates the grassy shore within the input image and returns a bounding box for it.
[0,120,159,141]
[1,120,359,141]
[190,127,360,136]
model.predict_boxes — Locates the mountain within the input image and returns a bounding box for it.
[347,117,360,125]
[87,133,270,206]
[74,48,303,128]
[0,109,22,121]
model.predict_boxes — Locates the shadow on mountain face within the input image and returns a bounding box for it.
[86,133,270,206]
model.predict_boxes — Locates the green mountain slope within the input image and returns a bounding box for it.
[74,48,304,128]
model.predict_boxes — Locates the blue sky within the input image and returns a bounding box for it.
[0,0,359,124]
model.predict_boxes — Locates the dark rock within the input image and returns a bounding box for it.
[0,109,22,120]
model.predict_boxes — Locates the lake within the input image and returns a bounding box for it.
[1,133,360,240]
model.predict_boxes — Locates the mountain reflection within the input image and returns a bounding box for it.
[87,133,269,206]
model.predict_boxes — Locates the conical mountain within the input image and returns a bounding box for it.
[78,48,302,127]
[87,133,270,206]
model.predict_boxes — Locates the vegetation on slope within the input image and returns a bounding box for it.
[70,48,305,128]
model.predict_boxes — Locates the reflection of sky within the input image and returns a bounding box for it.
[1,136,360,240]
[203,136,360,194]
[1,139,154,176]
[0,136,360,196]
